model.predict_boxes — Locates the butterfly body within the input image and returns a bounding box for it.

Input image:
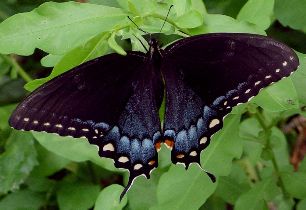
[9,33,299,198]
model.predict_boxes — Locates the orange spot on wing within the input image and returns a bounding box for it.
[155,142,161,151]
[148,160,156,166]
[164,139,174,149]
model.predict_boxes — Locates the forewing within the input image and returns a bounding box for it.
[9,52,163,181]
[162,33,299,167]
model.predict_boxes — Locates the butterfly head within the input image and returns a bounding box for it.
[148,38,160,53]
[148,38,163,64]
[148,38,159,48]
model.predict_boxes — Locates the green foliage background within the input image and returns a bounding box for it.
[0,0,306,209]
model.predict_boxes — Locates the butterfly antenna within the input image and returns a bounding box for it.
[127,16,148,34]
[132,34,149,52]
[160,5,174,32]
[119,176,134,202]
[127,16,150,52]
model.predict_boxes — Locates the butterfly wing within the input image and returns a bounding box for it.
[162,33,299,167]
[9,52,163,181]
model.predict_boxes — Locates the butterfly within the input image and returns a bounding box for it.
[9,33,299,199]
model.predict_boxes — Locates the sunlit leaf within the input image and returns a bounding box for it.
[237,0,274,30]
[274,0,306,32]
[292,53,306,105]
[203,0,248,17]
[25,32,110,91]
[239,117,264,163]
[0,2,126,55]
[32,132,116,172]
[191,14,266,35]
[253,77,299,112]
[94,184,127,210]
[175,10,203,28]
[202,114,243,175]
[127,173,159,210]
[151,164,216,210]
[108,32,127,55]
[40,54,63,67]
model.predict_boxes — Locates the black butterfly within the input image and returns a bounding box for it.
[9,33,299,199]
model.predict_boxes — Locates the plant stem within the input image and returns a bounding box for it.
[237,158,261,184]
[1,54,32,82]
[43,184,55,210]
[254,111,290,198]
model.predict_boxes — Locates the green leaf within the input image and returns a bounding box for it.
[237,0,274,30]
[150,114,242,209]
[0,189,44,210]
[32,132,116,172]
[94,184,127,210]
[0,131,38,194]
[25,32,110,91]
[118,0,161,15]
[0,76,27,104]
[127,0,140,15]
[129,32,149,52]
[26,175,55,193]
[127,173,159,210]
[138,0,161,15]
[57,181,100,210]
[253,77,299,112]
[157,144,172,168]
[108,32,127,55]
[292,53,306,105]
[201,114,243,175]
[272,195,294,210]
[203,0,248,17]
[281,171,306,199]
[239,117,264,163]
[0,104,15,129]
[175,10,203,28]
[40,54,63,67]
[173,0,206,28]
[191,14,266,35]
[228,163,250,185]
[151,164,216,210]
[173,0,190,16]
[299,158,306,173]
[215,176,249,204]
[297,199,306,210]
[0,2,126,55]
[30,143,70,177]
[89,0,121,7]
[274,0,306,32]
[270,127,290,169]
[190,0,207,18]
[234,178,280,210]
[0,55,11,76]
[200,195,227,210]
